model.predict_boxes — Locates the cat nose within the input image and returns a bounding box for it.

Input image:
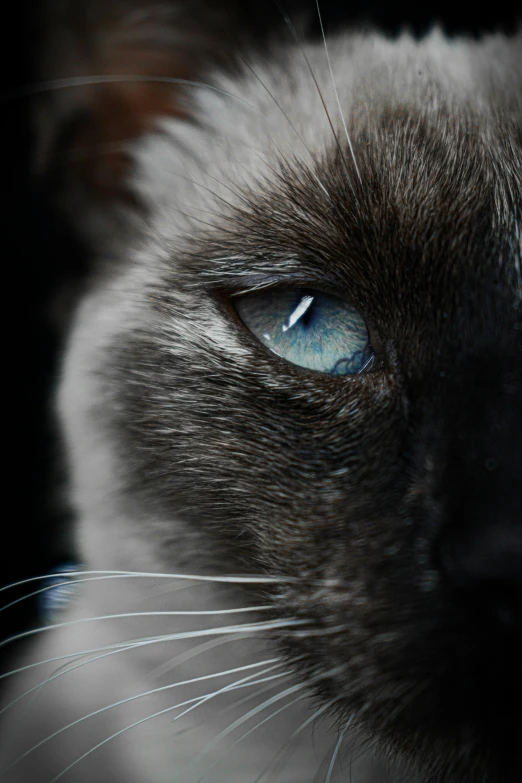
[439,516,522,630]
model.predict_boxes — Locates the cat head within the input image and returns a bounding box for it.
[42,3,522,780]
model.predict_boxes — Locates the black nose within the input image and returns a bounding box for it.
[440,516,522,631]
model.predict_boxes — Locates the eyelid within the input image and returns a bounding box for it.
[212,272,343,300]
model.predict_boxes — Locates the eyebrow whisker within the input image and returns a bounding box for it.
[314,0,362,185]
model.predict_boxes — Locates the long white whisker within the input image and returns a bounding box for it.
[273,1,350,184]
[2,660,279,776]
[198,693,306,783]
[3,573,204,615]
[0,637,245,767]
[1,638,233,759]
[1,620,300,716]
[178,681,305,781]
[1,620,300,719]
[166,664,289,727]
[49,663,285,782]
[1,633,287,770]
[1,618,299,687]
[166,673,297,764]
[0,570,291,595]
[1,576,86,614]
[1,633,182,687]
[314,0,362,184]
[0,608,277,649]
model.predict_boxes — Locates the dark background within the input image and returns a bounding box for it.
[5,0,84,656]
[4,0,520,660]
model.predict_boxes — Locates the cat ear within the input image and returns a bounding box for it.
[35,1,288,206]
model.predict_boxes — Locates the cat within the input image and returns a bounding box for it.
[1,2,521,782]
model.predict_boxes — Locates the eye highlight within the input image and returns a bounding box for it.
[233,288,374,375]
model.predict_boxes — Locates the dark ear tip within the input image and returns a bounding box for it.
[36,37,198,204]
[34,0,299,211]
[34,0,247,206]
[51,80,190,205]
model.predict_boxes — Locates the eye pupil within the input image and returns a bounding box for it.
[234,287,374,376]
[299,298,315,329]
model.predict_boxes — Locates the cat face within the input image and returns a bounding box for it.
[45,6,522,781]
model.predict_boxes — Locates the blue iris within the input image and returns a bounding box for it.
[234,288,373,375]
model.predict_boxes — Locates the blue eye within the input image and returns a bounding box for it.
[234,288,374,375]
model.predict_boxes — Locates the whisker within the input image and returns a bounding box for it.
[238,54,313,162]
[165,673,298,761]
[0,570,292,596]
[197,693,306,783]
[1,572,201,615]
[2,660,279,776]
[178,681,306,781]
[1,577,84,614]
[220,671,294,719]
[1,634,178,686]
[236,49,333,202]
[2,638,285,766]
[0,608,276,649]
[273,1,352,187]
[0,639,189,767]
[8,75,257,109]
[1,620,301,712]
[0,636,214,754]
[146,632,255,680]
[253,701,332,783]
[290,623,348,639]
[48,663,285,782]
[314,0,361,185]
[324,714,354,783]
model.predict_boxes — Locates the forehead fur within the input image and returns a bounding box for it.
[133,28,521,250]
